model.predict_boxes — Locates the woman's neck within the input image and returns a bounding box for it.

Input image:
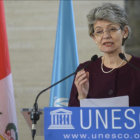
[102,52,130,69]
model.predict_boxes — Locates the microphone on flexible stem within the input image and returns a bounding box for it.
[30,54,98,140]
[119,53,140,71]
[91,55,98,61]
[119,53,128,62]
[30,103,40,140]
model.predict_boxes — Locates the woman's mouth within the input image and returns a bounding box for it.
[103,42,114,47]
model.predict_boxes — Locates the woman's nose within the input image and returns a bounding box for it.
[102,30,111,39]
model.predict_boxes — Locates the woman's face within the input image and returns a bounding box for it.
[93,20,128,54]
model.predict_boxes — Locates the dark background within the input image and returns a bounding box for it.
[125,0,140,56]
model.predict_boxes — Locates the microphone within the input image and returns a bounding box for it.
[119,53,128,62]
[30,54,98,139]
[30,103,40,140]
[119,53,140,71]
[91,55,98,61]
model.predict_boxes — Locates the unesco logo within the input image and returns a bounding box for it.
[48,108,75,129]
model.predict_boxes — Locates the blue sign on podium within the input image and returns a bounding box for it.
[44,107,140,140]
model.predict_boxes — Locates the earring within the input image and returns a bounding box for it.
[124,35,127,38]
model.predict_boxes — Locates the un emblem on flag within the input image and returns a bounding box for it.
[48,108,75,130]
[54,98,69,107]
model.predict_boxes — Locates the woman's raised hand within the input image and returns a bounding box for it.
[74,70,89,100]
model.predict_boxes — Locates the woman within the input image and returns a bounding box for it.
[68,3,140,107]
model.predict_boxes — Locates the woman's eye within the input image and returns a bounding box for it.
[96,31,103,34]
[110,28,117,31]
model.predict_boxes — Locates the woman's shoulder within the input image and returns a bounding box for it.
[131,55,140,65]
[77,57,101,72]
[79,56,101,66]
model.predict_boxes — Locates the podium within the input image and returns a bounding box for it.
[22,107,140,140]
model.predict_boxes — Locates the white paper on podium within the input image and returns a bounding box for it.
[80,96,129,107]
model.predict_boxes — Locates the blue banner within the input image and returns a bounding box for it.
[44,107,140,140]
[49,0,79,107]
